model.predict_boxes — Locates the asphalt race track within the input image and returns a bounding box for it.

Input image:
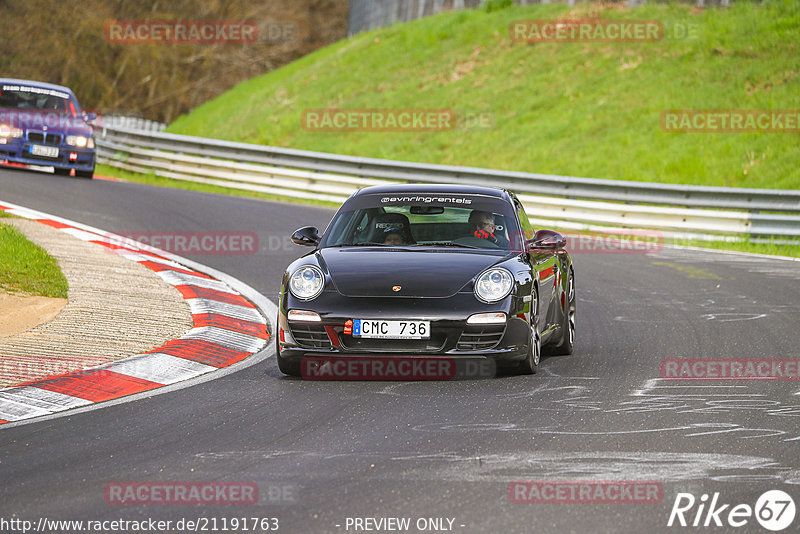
[1,167,799,533]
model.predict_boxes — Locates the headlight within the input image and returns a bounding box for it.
[0,124,22,138]
[289,265,325,300]
[474,267,513,303]
[65,135,89,147]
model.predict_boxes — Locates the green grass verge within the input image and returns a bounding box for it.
[164,0,799,190]
[666,237,800,258]
[0,213,69,298]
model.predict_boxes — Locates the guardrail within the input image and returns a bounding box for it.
[98,115,167,132]
[95,124,800,239]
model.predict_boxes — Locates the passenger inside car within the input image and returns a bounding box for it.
[367,213,415,244]
[382,230,407,245]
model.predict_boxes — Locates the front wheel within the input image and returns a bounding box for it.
[275,314,301,376]
[517,286,540,375]
[276,352,301,376]
[518,326,541,375]
[551,269,575,355]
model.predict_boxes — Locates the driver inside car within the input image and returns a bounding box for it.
[469,210,498,243]
[467,210,510,248]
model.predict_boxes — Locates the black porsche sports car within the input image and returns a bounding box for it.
[276,184,575,377]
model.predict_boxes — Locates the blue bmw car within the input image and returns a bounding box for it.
[0,78,96,178]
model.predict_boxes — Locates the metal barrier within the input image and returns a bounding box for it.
[97,115,167,132]
[95,124,800,239]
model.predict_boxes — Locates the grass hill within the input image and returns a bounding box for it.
[166,0,800,189]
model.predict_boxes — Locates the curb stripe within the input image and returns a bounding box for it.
[95,242,165,258]
[0,397,53,421]
[0,200,269,427]
[103,353,216,385]
[192,313,268,338]
[186,298,264,322]
[156,270,234,292]
[0,387,93,413]
[25,370,163,402]
[114,251,189,269]
[36,219,71,229]
[61,227,108,242]
[175,285,255,308]
[149,339,251,367]
[139,260,214,279]
[180,326,266,353]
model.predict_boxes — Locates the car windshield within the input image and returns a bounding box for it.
[320,193,521,251]
[0,84,79,116]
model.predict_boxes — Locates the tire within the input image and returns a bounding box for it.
[551,269,575,355]
[275,314,301,376]
[75,168,94,179]
[276,352,301,376]
[517,285,541,375]
[53,167,70,176]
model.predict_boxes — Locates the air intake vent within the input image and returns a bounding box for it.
[289,323,331,349]
[456,325,505,351]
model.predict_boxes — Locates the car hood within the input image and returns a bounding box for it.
[319,248,507,298]
[0,109,92,136]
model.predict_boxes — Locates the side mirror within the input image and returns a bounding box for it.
[291,226,320,246]
[527,229,566,252]
[83,111,97,123]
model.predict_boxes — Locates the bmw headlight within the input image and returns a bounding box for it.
[289,265,325,300]
[0,124,22,138]
[65,135,89,147]
[474,267,513,303]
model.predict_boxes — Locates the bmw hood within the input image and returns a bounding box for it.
[318,248,506,298]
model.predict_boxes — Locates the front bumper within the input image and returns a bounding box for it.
[278,291,531,363]
[0,140,95,172]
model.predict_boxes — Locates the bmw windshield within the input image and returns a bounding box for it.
[0,84,81,116]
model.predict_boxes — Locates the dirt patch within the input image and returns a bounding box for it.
[0,292,67,337]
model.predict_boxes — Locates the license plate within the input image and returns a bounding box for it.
[30,144,59,158]
[352,319,430,339]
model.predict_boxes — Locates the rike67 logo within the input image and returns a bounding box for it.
[668,490,795,531]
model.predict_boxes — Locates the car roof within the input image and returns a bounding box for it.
[0,78,76,97]
[353,183,513,201]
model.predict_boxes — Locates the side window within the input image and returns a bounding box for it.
[352,209,374,243]
[516,201,535,241]
[511,200,534,251]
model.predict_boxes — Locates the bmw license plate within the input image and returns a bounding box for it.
[30,144,59,158]
[352,319,429,339]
